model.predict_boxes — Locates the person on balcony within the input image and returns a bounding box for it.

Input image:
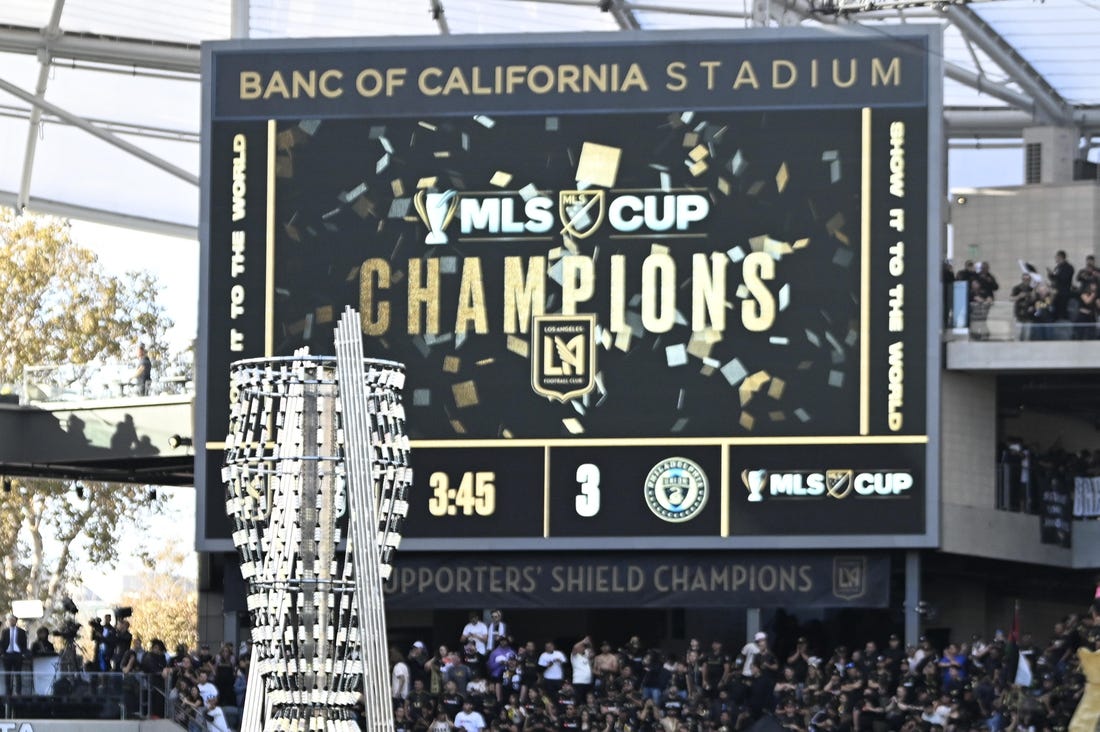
[131,343,153,396]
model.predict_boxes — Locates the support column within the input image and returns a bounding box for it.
[905,551,921,645]
[746,608,761,641]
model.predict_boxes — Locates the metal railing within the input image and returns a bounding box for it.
[949,300,1100,342]
[0,667,150,720]
[19,360,193,405]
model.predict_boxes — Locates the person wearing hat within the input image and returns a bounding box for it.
[408,641,429,688]
[882,634,907,682]
[487,635,516,701]
[738,632,770,679]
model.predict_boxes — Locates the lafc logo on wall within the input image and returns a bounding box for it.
[531,315,596,402]
[645,458,709,523]
[559,190,606,239]
[832,556,868,600]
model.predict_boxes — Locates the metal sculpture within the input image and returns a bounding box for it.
[222,308,411,732]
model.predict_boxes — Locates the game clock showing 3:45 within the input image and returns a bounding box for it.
[407,447,545,538]
[427,471,496,517]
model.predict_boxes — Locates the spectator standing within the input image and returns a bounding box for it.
[1077,255,1099,291]
[132,343,153,396]
[407,640,429,689]
[196,669,219,705]
[233,656,248,708]
[571,636,595,701]
[29,627,55,657]
[1011,273,1036,340]
[1050,250,1075,320]
[976,261,999,300]
[1,615,28,696]
[460,613,489,656]
[203,694,232,732]
[392,646,411,706]
[487,636,516,701]
[485,610,507,652]
[538,641,567,696]
[1073,281,1098,339]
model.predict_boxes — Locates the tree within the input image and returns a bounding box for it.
[0,207,172,392]
[120,544,198,653]
[0,208,178,622]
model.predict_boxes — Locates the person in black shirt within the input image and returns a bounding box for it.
[440,680,465,720]
[560,704,582,731]
[394,704,413,732]
[408,678,435,723]
[702,641,730,697]
[1050,250,1075,320]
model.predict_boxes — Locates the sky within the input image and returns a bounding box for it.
[68,220,199,354]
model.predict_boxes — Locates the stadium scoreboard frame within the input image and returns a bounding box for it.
[197,28,943,552]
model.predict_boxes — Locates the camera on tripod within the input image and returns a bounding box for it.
[51,619,81,642]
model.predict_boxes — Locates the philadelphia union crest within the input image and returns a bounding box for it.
[644,458,709,523]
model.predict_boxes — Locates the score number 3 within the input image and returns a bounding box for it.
[575,464,600,517]
[428,472,496,517]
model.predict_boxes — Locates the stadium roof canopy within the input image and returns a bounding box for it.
[1,0,1098,237]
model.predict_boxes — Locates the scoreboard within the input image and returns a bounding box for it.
[198,28,942,551]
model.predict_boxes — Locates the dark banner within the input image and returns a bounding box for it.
[1040,477,1072,548]
[381,553,890,609]
[212,33,928,119]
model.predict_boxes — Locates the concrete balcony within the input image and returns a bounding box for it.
[0,393,194,485]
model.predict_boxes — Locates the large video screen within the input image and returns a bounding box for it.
[198,29,942,550]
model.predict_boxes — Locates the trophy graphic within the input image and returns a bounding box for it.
[414,189,458,245]
[742,469,767,502]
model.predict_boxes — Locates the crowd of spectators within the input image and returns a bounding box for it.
[386,607,1100,732]
[997,439,1100,514]
[946,252,1100,341]
[3,611,242,730]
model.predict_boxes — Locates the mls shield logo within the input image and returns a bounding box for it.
[826,469,854,499]
[532,314,597,403]
[832,556,868,600]
[559,190,606,239]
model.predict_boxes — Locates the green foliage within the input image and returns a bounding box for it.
[0,207,173,388]
[0,208,178,616]
[121,544,198,653]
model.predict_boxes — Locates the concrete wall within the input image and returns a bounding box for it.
[949,181,1100,288]
[924,574,1084,644]
[1002,410,1098,453]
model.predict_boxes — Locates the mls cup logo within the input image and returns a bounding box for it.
[414,189,459,245]
[559,190,606,239]
[741,469,767,502]
[826,469,854,499]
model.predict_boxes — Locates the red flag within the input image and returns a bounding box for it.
[1009,601,1020,643]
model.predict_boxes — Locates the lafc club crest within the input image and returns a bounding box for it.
[644,458,709,523]
[531,315,597,402]
[559,190,606,239]
[832,556,868,600]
